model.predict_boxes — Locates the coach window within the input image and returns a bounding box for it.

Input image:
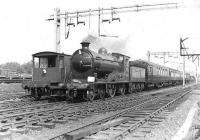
[149,67,153,73]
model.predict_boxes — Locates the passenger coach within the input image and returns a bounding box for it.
[130,60,183,88]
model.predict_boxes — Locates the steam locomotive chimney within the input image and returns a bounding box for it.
[81,42,90,49]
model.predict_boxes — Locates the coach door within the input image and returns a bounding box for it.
[148,65,153,82]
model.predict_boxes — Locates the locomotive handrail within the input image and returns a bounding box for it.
[81,64,92,67]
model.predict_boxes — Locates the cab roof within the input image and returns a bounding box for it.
[33,51,70,57]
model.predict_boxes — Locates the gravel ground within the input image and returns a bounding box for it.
[7,112,117,140]
[1,86,199,140]
[0,83,24,94]
[183,90,200,140]
[124,88,200,140]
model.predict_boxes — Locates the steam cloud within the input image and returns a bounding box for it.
[82,33,131,56]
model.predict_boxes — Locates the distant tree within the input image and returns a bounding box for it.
[0,61,32,74]
[1,62,21,71]
[21,61,32,74]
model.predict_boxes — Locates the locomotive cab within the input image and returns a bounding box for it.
[29,51,71,99]
[33,52,70,86]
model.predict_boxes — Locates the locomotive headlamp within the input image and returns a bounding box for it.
[72,79,82,84]
[87,76,95,83]
[43,69,47,74]
[58,83,64,87]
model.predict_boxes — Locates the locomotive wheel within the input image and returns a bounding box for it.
[87,90,95,101]
[98,88,105,99]
[107,85,116,98]
[33,89,41,100]
[119,85,125,96]
[65,89,73,100]
[34,95,41,100]
[140,84,145,91]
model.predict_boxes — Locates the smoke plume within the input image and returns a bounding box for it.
[82,33,131,55]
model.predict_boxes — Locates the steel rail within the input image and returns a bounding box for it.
[110,89,191,140]
[48,87,191,140]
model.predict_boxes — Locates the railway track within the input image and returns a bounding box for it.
[47,86,191,140]
[0,93,154,133]
[0,95,48,110]
[0,86,182,137]
[0,84,195,139]
[0,84,182,110]
[0,92,27,101]
[0,79,31,83]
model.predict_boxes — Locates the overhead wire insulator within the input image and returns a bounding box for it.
[67,14,75,27]
[101,8,110,24]
[77,12,85,25]
[111,7,120,22]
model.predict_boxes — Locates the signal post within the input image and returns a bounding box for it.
[54,8,61,53]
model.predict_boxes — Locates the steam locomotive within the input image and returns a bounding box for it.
[23,42,193,100]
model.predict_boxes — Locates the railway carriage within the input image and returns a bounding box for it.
[130,60,183,88]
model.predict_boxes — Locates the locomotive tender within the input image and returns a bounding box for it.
[23,41,192,100]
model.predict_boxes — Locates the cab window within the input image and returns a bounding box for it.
[59,56,64,68]
[34,57,39,68]
[40,57,48,68]
[39,56,56,68]
[48,56,56,67]
[112,54,124,62]
[114,55,123,62]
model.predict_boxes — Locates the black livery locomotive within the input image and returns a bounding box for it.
[23,42,193,100]
[67,42,145,101]
[66,42,188,101]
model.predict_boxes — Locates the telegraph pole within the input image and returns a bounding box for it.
[54,8,61,53]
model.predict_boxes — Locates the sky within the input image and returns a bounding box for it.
[0,0,200,74]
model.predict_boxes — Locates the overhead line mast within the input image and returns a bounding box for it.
[180,37,200,86]
[147,51,179,64]
[47,3,178,53]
